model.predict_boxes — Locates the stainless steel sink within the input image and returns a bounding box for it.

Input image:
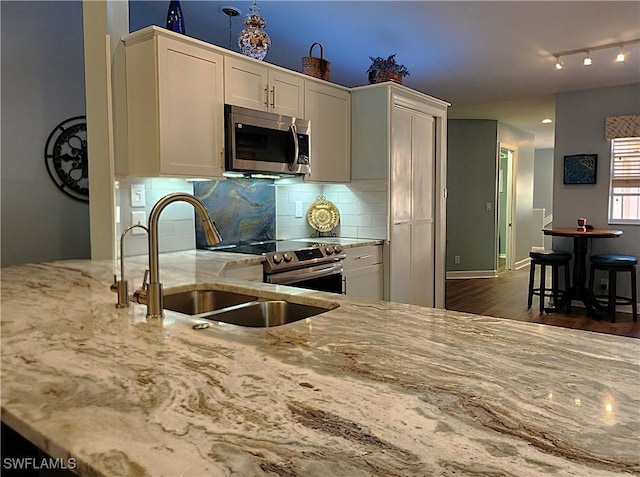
[199,300,333,327]
[163,289,258,315]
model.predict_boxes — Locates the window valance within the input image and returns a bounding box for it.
[605,114,640,140]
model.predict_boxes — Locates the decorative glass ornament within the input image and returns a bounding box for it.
[238,1,270,60]
[166,0,185,34]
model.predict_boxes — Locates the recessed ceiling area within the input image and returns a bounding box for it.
[129,1,640,149]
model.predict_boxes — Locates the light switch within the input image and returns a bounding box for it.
[295,201,303,218]
[131,211,146,234]
[131,184,146,207]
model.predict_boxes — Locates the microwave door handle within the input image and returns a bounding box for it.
[288,124,299,171]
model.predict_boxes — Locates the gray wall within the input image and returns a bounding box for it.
[447,119,534,275]
[1,1,90,266]
[446,119,498,273]
[553,83,640,297]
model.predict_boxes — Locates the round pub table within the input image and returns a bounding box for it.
[542,227,623,312]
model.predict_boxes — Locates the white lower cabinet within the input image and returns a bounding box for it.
[343,245,383,300]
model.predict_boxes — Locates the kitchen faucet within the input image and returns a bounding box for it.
[111,223,149,308]
[145,192,222,319]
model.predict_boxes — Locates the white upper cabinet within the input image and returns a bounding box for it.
[123,28,224,178]
[224,56,304,117]
[304,81,351,183]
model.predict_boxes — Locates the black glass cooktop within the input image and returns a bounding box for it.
[206,240,321,255]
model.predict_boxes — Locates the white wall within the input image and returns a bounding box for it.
[1,1,90,266]
[553,83,640,299]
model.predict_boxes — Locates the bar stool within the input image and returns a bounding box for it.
[528,251,572,313]
[588,254,638,323]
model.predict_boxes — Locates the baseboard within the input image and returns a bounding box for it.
[446,270,498,279]
[514,257,531,270]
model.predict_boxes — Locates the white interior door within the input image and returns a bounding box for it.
[498,144,517,270]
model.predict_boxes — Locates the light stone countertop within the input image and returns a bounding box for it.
[1,251,639,476]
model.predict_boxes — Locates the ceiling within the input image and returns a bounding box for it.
[129,1,640,149]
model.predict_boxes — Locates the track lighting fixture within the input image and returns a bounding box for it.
[551,38,639,69]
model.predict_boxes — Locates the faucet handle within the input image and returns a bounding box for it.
[132,270,150,305]
[110,274,130,308]
[141,269,150,290]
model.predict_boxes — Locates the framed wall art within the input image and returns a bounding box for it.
[563,154,597,185]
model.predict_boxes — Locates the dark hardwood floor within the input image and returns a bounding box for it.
[445,265,640,339]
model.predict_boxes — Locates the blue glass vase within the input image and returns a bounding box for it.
[166,0,185,34]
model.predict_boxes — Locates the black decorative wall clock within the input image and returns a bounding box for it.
[44,116,89,202]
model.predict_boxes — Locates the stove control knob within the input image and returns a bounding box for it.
[272,253,283,264]
[334,245,343,254]
[283,252,294,262]
[325,246,334,255]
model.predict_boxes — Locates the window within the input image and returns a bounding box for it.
[609,137,640,224]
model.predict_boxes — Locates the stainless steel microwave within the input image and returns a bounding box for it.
[224,104,311,175]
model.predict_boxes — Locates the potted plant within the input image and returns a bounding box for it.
[367,54,410,85]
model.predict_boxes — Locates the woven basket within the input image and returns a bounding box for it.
[302,43,330,81]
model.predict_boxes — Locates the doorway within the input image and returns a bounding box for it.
[498,145,517,271]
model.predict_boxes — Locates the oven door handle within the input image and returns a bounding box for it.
[267,261,343,285]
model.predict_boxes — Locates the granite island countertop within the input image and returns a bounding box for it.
[1,251,639,476]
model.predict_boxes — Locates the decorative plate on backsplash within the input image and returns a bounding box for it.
[307,196,340,232]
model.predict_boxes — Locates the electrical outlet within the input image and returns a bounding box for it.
[600,278,609,291]
[454,255,461,264]
[131,184,146,207]
[485,202,492,211]
[131,211,146,234]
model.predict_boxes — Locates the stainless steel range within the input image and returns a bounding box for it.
[208,240,346,293]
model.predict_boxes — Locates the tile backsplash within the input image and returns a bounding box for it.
[115,177,196,257]
[277,179,388,240]
[115,176,388,257]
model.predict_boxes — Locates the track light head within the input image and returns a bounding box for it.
[583,51,592,66]
[554,55,563,70]
[616,46,626,62]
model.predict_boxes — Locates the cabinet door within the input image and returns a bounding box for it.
[224,57,304,117]
[389,105,435,307]
[345,265,383,300]
[126,34,224,178]
[411,113,435,307]
[224,56,268,111]
[269,70,304,117]
[389,222,412,304]
[158,37,224,177]
[304,81,350,183]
